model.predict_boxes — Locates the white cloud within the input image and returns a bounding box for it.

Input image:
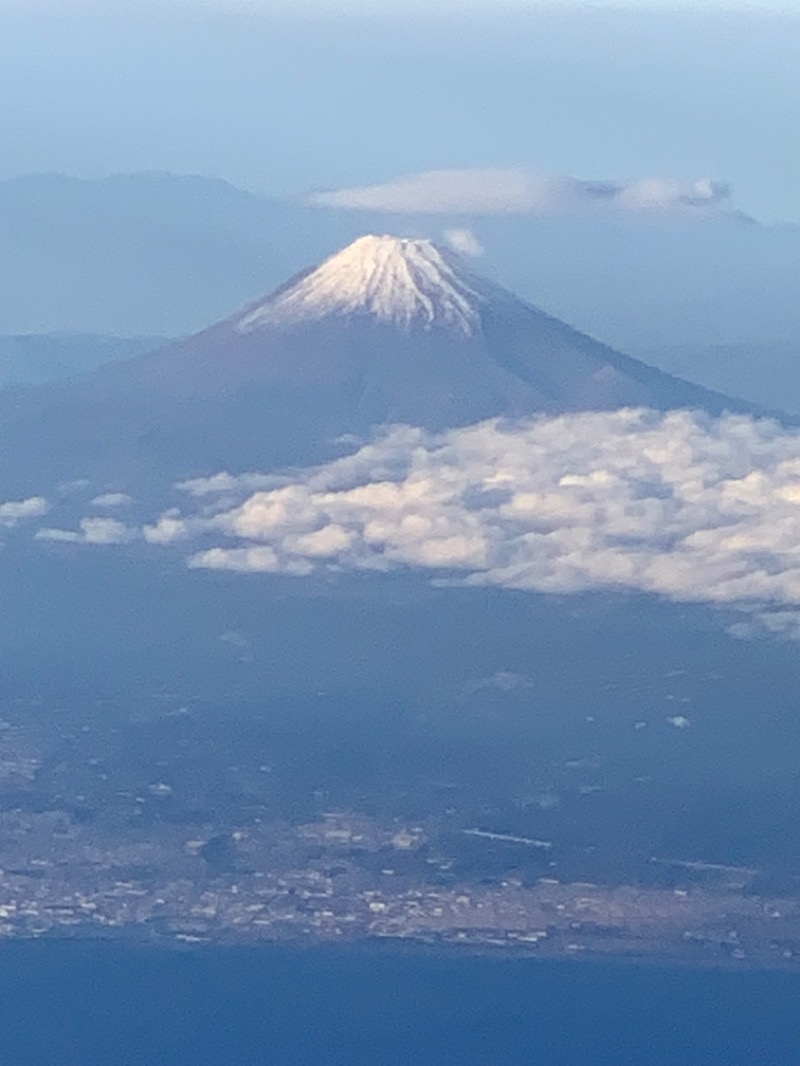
[91,492,133,509]
[667,715,691,729]
[39,408,800,633]
[0,497,49,527]
[617,177,730,210]
[310,167,732,217]
[117,410,800,626]
[176,471,283,497]
[443,227,485,257]
[36,528,80,544]
[188,546,313,575]
[37,516,134,545]
[80,517,134,544]
[142,510,196,545]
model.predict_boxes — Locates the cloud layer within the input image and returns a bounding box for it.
[34,407,800,639]
[74,410,800,621]
[310,168,732,216]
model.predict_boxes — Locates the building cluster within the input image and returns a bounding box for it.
[0,804,798,970]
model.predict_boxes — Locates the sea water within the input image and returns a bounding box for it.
[1,942,799,1065]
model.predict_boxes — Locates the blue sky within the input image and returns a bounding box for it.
[2,1,799,222]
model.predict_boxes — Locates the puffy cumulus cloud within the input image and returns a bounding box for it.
[129,410,800,625]
[0,497,49,527]
[90,492,133,509]
[37,517,134,545]
[310,168,732,217]
[142,509,197,545]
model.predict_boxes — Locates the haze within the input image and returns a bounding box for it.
[2,2,799,223]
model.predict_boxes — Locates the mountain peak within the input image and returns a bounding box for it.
[234,235,486,336]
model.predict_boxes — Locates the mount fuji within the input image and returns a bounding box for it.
[0,235,761,495]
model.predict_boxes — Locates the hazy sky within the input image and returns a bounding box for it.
[3,2,799,222]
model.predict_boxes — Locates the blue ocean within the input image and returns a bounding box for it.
[1,943,799,1065]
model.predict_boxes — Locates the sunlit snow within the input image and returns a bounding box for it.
[235,235,486,336]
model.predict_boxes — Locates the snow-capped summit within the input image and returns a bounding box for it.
[235,235,487,336]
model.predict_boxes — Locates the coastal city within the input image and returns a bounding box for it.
[2,701,800,971]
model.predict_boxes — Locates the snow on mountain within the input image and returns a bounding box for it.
[234,235,488,336]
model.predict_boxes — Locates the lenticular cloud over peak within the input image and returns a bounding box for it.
[107,407,800,626]
[309,168,733,217]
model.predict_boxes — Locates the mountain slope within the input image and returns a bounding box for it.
[0,235,765,497]
[0,333,166,388]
